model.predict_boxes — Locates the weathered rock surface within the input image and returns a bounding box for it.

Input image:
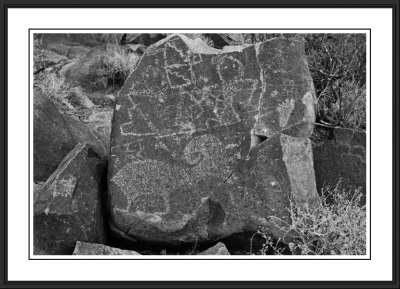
[60,46,112,92]
[65,86,94,109]
[124,33,167,47]
[63,108,113,158]
[34,143,107,255]
[199,242,230,255]
[73,241,141,255]
[34,90,112,182]
[33,49,69,74]
[34,90,76,182]
[312,126,366,198]
[202,33,246,49]
[35,34,104,54]
[109,34,318,244]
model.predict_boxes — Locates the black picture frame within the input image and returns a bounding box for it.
[1,0,399,288]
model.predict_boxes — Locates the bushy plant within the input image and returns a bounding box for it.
[259,183,366,255]
[97,43,141,88]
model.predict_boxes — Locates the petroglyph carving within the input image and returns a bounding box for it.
[51,176,78,198]
[111,134,228,214]
[216,55,244,85]
[163,39,199,89]
[109,35,319,243]
[183,134,228,180]
[277,98,295,127]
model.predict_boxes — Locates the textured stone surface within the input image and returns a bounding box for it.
[61,46,112,92]
[34,90,112,183]
[33,90,76,182]
[109,34,318,244]
[34,143,107,255]
[312,126,366,198]
[63,108,113,158]
[199,242,230,255]
[73,241,141,255]
[33,49,68,74]
[202,33,245,49]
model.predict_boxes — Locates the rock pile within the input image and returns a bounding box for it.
[34,143,107,254]
[33,33,366,255]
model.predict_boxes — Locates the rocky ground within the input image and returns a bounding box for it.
[33,33,366,256]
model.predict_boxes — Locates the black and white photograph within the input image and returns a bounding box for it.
[2,3,399,287]
[32,32,367,257]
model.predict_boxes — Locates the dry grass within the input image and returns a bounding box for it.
[97,43,141,88]
[258,182,366,255]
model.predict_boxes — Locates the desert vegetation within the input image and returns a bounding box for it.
[253,183,366,255]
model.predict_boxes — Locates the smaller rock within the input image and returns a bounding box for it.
[33,90,76,182]
[34,143,107,255]
[124,33,167,46]
[65,86,94,109]
[202,33,245,49]
[199,242,230,255]
[63,108,113,158]
[34,49,68,74]
[312,126,366,202]
[86,91,116,107]
[73,241,141,255]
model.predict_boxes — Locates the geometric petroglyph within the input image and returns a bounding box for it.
[109,34,319,243]
[164,39,198,90]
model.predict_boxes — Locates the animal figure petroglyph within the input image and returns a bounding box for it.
[111,134,229,215]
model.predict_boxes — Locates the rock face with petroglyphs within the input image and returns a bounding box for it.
[109,34,319,244]
[34,143,107,255]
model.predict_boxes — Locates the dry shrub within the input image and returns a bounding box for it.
[98,43,141,88]
[259,183,366,255]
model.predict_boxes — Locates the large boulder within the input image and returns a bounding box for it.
[34,143,107,255]
[73,241,141,255]
[312,126,366,199]
[109,34,318,245]
[33,90,76,182]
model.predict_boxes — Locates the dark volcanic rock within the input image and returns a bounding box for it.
[34,143,107,255]
[63,108,113,158]
[34,90,76,182]
[199,242,230,255]
[34,91,112,183]
[312,126,366,198]
[124,33,167,46]
[73,241,141,255]
[109,34,318,245]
